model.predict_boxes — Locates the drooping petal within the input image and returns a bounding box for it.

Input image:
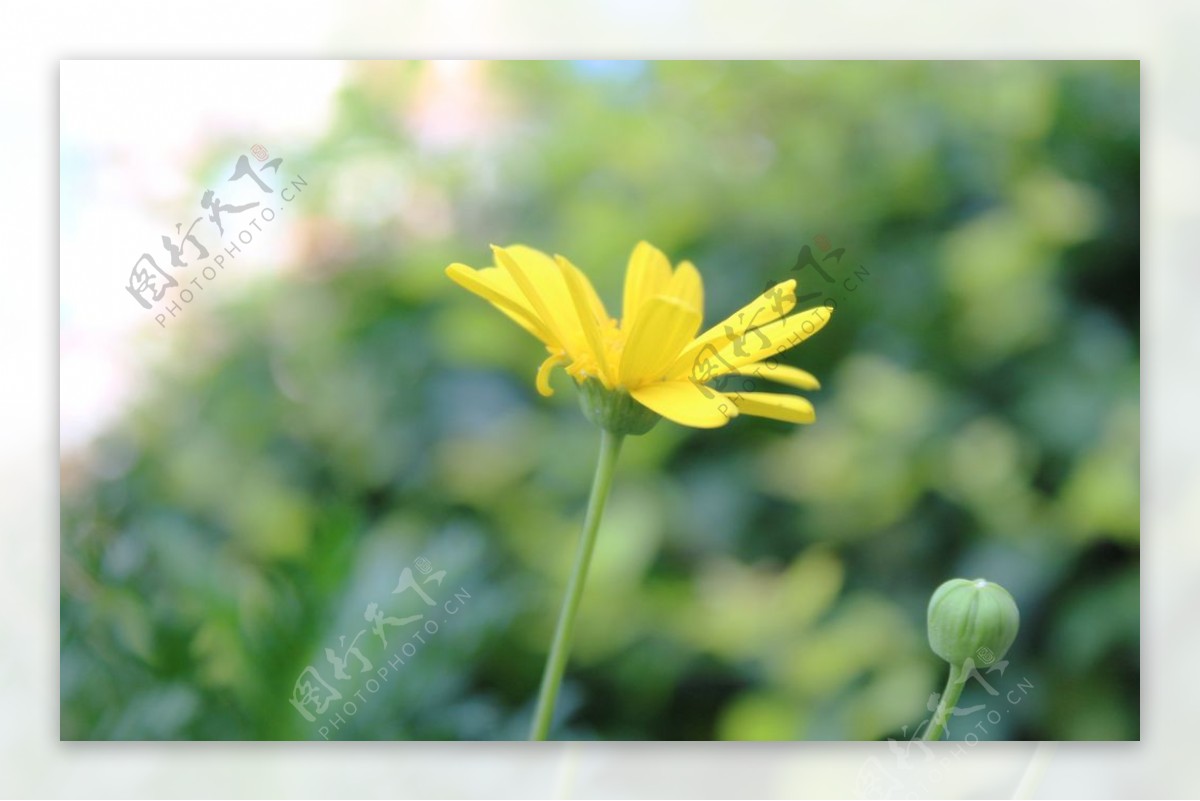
[445,263,557,346]
[704,305,833,378]
[630,381,737,428]
[536,352,567,397]
[726,362,821,391]
[619,296,702,388]
[622,241,672,330]
[667,279,798,378]
[728,391,816,424]
[556,254,615,385]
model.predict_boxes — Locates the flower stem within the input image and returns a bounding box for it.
[529,428,624,741]
[923,662,967,741]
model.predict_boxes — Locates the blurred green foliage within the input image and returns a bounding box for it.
[61,61,1139,740]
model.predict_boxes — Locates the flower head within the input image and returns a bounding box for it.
[927,578,1020,668]
[445,241,832,430]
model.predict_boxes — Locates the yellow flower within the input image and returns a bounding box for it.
[445,241,832,429]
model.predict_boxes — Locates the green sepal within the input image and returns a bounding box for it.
[577,378,660,436]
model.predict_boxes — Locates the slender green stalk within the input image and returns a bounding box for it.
[529,428,624,741]
[923,662,967,741]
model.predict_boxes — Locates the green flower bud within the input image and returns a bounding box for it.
[578,378,661,436]
[927,578,1020,669]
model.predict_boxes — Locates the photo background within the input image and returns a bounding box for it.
[60,60,1139,741]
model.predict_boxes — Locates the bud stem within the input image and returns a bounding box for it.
[923,662,967,741]
[529,428,624,740]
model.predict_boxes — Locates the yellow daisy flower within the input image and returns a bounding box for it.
[445,241,832,431]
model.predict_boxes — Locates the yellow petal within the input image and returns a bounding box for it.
[492,243,612,364]
[445,263,556,345]
[619,296,702,388]
[729,391,816,424]
[630,381,737,429]
[622,241,672,330]
[536,352,567,397]
[666,260,703,312]
[727,362,821,391]
[555,254,615,385]
[705,305,833,378]
[668,279,798,378]
[557,253,609,324]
